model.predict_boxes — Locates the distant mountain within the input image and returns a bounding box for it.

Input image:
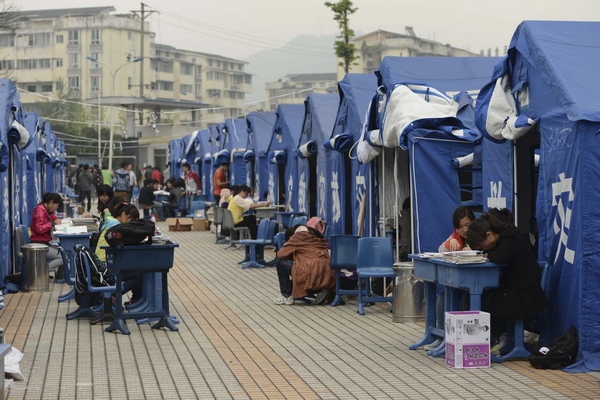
[244,34,337,104]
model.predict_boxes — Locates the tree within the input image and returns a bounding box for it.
[325,0,359,74]
[0,1,19,77]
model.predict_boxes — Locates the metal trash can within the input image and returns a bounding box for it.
[21,243,49,293]
[392,261,425,322]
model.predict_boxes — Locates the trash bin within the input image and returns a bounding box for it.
[21,243,49,293]
[392,261,425,322]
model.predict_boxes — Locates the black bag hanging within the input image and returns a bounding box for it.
[528,326,579,369]
[104,219,155,249]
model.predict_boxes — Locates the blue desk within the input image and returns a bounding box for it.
[409,256,501,357]
[103,242,179,335]
[155,193,169,203]
[55,233,93,302]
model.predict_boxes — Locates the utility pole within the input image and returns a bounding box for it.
[131,3,157,125]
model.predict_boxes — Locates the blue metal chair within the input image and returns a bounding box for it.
[275,232,286,251]
[186,200,206,218]
[330,235,360,307]
[356,237,396,315]
[237,219,276,269]
[131,186,139,204]
[66,187,79,203]
[290,216,307,226]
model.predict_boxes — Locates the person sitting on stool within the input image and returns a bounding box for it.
[227,185,270,239]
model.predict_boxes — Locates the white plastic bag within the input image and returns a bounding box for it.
[5,346,25,381]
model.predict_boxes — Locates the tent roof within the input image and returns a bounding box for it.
[510,20,600,122]
[223,118,248,150]
[336,74,378,140]
[376,56,502,94]
[246,112,276,154]
[268,104,305,151]
[302,93,339,144]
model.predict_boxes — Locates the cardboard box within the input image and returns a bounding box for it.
[445,311,490,368]
[166,218,194,232]
[193,218,207,231]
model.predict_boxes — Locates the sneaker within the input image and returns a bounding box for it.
[274,295,294,305]
[314,289,328,305]
[491,333,508,356]
[423,338,443,351]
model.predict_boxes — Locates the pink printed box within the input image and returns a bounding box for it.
[445,311,490,368]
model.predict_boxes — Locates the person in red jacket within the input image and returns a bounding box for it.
[151,166,163,186]
[30,192,64,273]
[182,162,202,215]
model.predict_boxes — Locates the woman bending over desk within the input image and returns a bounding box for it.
[467,208,548,350]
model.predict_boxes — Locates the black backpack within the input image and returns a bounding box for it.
[104,219,155,249]
[528,326,579,369]
[74,245,116,306]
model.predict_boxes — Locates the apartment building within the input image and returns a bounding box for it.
[0,6,251,167]
[338,27,480,79]
[265,73,337,111]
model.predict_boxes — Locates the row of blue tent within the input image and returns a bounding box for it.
[0,79,68,296]
[168,21,600,369]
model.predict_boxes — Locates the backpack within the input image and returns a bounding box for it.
[528,326,579,369]
[104,219,156,249]
[112,171,130,191]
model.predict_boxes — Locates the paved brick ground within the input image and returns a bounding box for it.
[2,224,599,399]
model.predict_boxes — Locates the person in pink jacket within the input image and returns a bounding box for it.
[30,193,64,273]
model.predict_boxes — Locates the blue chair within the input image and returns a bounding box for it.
[132,186,140,204]
[330,235,360,307]
[493,261,550,362]
[20,225,30,245]
[237,219,277,269]
[356,237,396,315]
[290,216,307,226]
[222,209,250,249]
[275,232,286,251]
[66,187,79,203]
[186,200,206,218]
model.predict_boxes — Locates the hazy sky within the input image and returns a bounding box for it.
[15,0,599,60]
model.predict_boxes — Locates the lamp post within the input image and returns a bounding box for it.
[86,56,142,172]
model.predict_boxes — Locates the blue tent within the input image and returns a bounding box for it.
[297,94,340,235]
[475,21,600,370]
[329,74,378,236]
[266,104,304,206]
[0,79,19,283]
[375,56,500,252]
[43,123,57,193]
[195,129,214,202]
[245,112,276,201]
[223,118,249,187]
[22,113,44,227]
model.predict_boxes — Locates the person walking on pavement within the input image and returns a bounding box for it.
[112,161,130,199]
[77,164,94,213]
[182,162,202,215]
[213,162,230,199]
[127,163,137,203]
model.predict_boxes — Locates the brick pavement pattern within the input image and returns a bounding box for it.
[2,225,600,399]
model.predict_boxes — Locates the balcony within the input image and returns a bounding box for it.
[89,44,102,53]
[67,44,81,53]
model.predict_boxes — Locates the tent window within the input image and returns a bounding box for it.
[458,165,482,212]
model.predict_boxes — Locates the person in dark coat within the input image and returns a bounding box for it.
[467,208,548,343]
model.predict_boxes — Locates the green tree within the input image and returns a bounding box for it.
[325,0,359,73]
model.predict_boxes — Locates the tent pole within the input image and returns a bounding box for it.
[513,140,518,225]
[381,148,386,238]
[394,148,400,263]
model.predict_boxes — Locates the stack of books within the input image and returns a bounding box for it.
[72,217,99,233]
[442,250,487,264]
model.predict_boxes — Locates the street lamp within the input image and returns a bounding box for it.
[86,55,142,172]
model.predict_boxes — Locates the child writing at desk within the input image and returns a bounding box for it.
[426,206,475,350]
[467,208,548,355]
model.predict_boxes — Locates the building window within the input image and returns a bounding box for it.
[91,76,100,92]
[238,63,243,71]
[17,59,51,69]
[180,62,193,75]
[207,71,224,80]
[56,34,63,44]
[0,34,14,47]
[128,31,133,40]
[68,53,80,69]
[156,50,161,56]
[208,59,213,67]
[68,30,80,45]
[27,85,36,92]
[41,84,53,92]
[195,83,202,94]
[89,53,101,68]
[55,58,63,67]
[91,29,101,45]
[244,75,251,84]
[56,80,63,91]
[152,59,173,73]
[175,53,181,59]
[180,84,193,94]
[216,60,221,68]
[0,60,14,70]
[68,76,80,90]
[208,89,220,97]
[157,81,174,91]
[28,33,52,47]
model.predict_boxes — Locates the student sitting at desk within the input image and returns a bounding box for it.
[426,207,476,350]
[467,208,548,354]
[96,185,114,224]
[138,178,164,220]
[30,192,64,274]
[163,178,185,218]
[227,185,270,239]
[95,203,143,304]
